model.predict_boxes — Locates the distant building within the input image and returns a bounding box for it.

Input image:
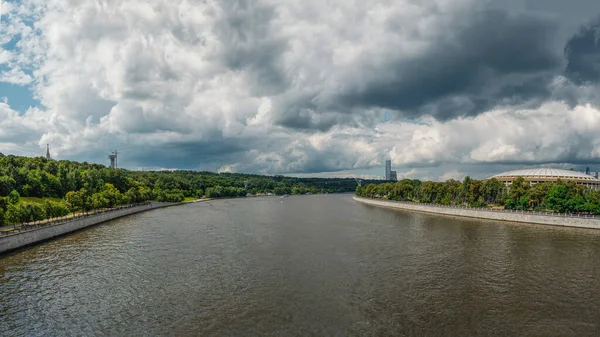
[489,168,600,191]
[390,171,397,182]
[45,144,51,160]
[385,160,392,181]
[108,150,118,169]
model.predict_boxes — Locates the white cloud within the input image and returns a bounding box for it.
[224,101,600,176]
[0,49,12,64]
[0,66,32,84]
[1,0,600,179]
[439,171,466,182]
[0,102,47,155]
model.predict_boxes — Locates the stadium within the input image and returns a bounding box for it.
[490,168,600,190]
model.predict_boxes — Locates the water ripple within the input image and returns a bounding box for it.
[2,195,600,335]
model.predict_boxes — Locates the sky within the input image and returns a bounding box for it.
[1,0,600,181]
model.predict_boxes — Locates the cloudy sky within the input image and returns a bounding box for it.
[1,0,600,180]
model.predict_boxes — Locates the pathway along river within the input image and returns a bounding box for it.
[2,195,600,335]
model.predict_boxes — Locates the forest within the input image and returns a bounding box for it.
[0,153,381,227]
[356,176,600,214]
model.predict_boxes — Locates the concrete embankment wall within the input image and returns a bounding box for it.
[0,202,180,255]
[353,197,600,230]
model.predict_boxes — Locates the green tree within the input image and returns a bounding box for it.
[6,203,22,226]
[91,193,109,210]
[481,178,504,204]
[528,182,551,209]
[0,175,16,196]
[99,183,122,207]
[65,191,84,213]
[545,184,569,213]
[0,196,8,213]
[8,190,20,204]
[125,187,141,204]
[24,170,44,197]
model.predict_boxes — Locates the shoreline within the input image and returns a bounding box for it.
[353,196,600,230]
[0,202,183,255]
[1,194,345,255]
[1,195,288,255]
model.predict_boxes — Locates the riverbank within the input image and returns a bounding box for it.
[0,196,282,255]
[353,196,600,230]
[0,194,336,255]
[0,202,182,255]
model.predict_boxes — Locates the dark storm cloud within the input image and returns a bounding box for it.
[214,0,289,96]
[273,99,355,132]
[564,16,600,85]
[127,138,249,170]
[338,10,563,120]
[11,0,600,177]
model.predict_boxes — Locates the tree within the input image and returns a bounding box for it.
[25,204,46,222]
[0,196,8,214]
[99,183,122,207]
[125,187,141,204]
[461,176,473,204]
[65,191,84,213]
[356,186,364,196]
[545,184,569,213]
[6,203,22,227]
[24,170,44,197]
[52,200,69,217]
[0,175,16,196]
[481,178,504,204]
[41,172,63,197]
[527,182,551,209]
[503,177,530,208]
[206,186,224,198]
[91,193,109,210]
[8,190,20,204]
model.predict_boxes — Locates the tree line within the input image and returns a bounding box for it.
[356,176,600,214]
[0,153,382,226]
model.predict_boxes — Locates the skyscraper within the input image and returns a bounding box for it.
[385,160,392,180]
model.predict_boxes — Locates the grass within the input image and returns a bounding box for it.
[183,197,198,203]
[20,197,63,204]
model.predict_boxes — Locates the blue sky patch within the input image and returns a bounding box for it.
[0,82,40,113]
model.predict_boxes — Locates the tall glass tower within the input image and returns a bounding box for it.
[385,160,392,180]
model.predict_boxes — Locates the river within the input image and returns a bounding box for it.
[1,195,600,336]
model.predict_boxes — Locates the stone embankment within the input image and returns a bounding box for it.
[0,202,181,254]
[353,197,600,230]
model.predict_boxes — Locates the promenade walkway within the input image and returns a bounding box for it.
[0,203,151,236]
[354,197,600,230]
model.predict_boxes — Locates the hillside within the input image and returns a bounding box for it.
[0,153,382,226]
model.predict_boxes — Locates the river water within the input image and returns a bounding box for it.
[1,195,600,336]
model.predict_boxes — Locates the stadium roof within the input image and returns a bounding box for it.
[490,168,599,181]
